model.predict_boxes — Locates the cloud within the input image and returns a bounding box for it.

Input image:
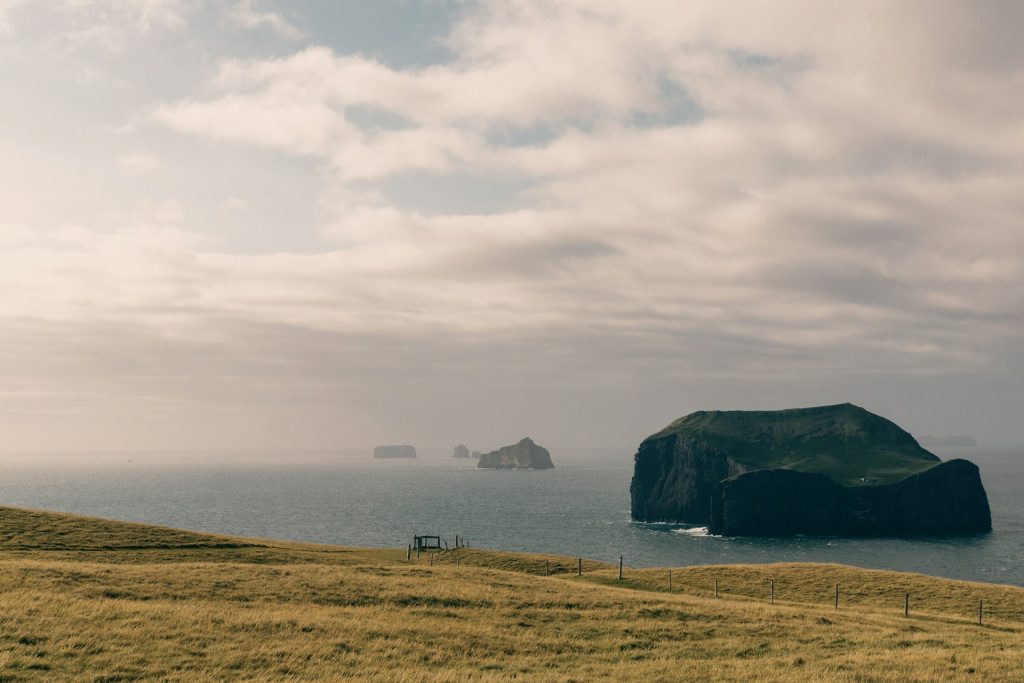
[4,2,1024,447]
[0,2,19,36]
[118,152,160,173]
[154,94,341,156]
[0,223,35,248]
[146,1,1024,381]
[2,0,198,53]
[220,196,251,212]
[224,0,305,40]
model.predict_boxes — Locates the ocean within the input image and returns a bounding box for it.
[1,447,1021,586]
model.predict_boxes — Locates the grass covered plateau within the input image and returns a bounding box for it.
[648,404,943,485]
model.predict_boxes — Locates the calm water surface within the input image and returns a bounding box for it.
[1,448,1021,586]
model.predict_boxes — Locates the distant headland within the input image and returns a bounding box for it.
[630,403,991,536]
[373,445,417,459]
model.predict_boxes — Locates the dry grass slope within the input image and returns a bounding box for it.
[0,505,1021,681]
[0,506,253,550]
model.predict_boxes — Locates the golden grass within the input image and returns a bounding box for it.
[0,506,253,550]
[0,505,1021,681]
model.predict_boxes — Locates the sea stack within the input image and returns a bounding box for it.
[373,445,417,459]
[477,437,554,470]
[452,444,471,458]
[630,404,991,536]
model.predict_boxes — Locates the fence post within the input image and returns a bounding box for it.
[904,592,909,617]
[668,570,672,591]
[406,544,411,561]
[770,580,775,605]
[714,577,719,599]
[429,553,433,567]
[618,555,623,580]
[834,584,839,610]
[578,558,582,576]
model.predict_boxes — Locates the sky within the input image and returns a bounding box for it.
[1,0,1022,454]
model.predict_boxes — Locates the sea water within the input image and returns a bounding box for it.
[0,447,1021,586]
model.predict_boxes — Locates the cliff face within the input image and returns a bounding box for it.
[373,445,417,459]
[714,469,841,536]
[630,434,746,522]
[892,459,991,534]
[631,404,991,536]
[478,437,554,469]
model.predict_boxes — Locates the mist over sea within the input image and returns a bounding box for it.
[1,447,1021,586]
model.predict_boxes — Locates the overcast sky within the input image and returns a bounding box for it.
[1,0,1022,454]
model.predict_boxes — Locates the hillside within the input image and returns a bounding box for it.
[0,506,1021,681]
[649,403,939,486]
[0,506,254,551]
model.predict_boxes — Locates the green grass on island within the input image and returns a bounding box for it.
[651,403,943,486]
[0,505,1022,681]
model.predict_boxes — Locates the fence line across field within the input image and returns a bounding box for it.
[405,542,1003,626]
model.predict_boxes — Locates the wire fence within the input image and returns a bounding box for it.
[405,543,1024,626]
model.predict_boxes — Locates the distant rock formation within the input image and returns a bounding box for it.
[452,444,471,458]
[630,404,991,536]
[373,445,417,459]
[477,437,554,469]
[917,435,978,448]
[471,451,482,458]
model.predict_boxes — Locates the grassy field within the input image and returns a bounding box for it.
[0,506,1021,681]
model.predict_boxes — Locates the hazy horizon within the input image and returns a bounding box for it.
[3,435,1020,468]
[2,1,1022,454]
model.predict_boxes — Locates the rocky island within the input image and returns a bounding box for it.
[373,444,417,459]
[452,444,471,458]
[630,404,991,536]
[477,437,554,469]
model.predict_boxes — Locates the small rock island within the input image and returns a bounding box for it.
[373,444,417,459]
[477,437,554,469]
[452,444,471,458]
[630,404,991,536]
